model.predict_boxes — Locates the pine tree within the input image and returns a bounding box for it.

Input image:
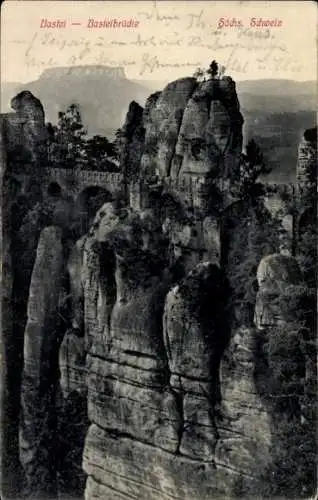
[48,103,87,168]
[238,138,272,196]
[207,60,218,79]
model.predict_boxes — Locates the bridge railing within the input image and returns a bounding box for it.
[44,167,124,189]
[78,170,124,185]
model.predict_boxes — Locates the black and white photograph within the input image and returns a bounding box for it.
[0,1,317,499]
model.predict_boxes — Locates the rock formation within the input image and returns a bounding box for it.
[254,253,302,329]
[163,263,230,460]
[7,90,47,167]
[57,235,89,499]
[0,92,49,498]
[81,76,267,499]
[120,100,145,185]
[295,127,317,286]
[0,112,25,499]
[20,226,65,498]
[218,325,272,483]
[0,75,316,500]
[81,76,315,500]
[58,329,88,498]
[296,126,317,205]
[254,253,315,496]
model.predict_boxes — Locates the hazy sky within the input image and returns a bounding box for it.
[1,0,317,83]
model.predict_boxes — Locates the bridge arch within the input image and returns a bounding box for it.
[42,167,124,199]
[47,181,62,197]
[75,185,114,235]
[298,206,315,235]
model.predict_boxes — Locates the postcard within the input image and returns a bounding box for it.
[0,1,317,499]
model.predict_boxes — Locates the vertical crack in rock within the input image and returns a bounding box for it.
[163,262,230,462]
[171,385,184,455]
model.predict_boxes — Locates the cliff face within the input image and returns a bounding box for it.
[1,93,49,498]
[218,325,272,481]
[5,90,47,168]
[80,77,313,499]
[296,126,317,287]
[0,112,23,499]
[82,206,241,500]
[254,253,302,329]
[296,126,317,203]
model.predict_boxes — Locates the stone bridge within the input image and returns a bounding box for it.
[43,167,124,198]
[11,166,124,201]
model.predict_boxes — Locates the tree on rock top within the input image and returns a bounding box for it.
[207,60,218,79]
